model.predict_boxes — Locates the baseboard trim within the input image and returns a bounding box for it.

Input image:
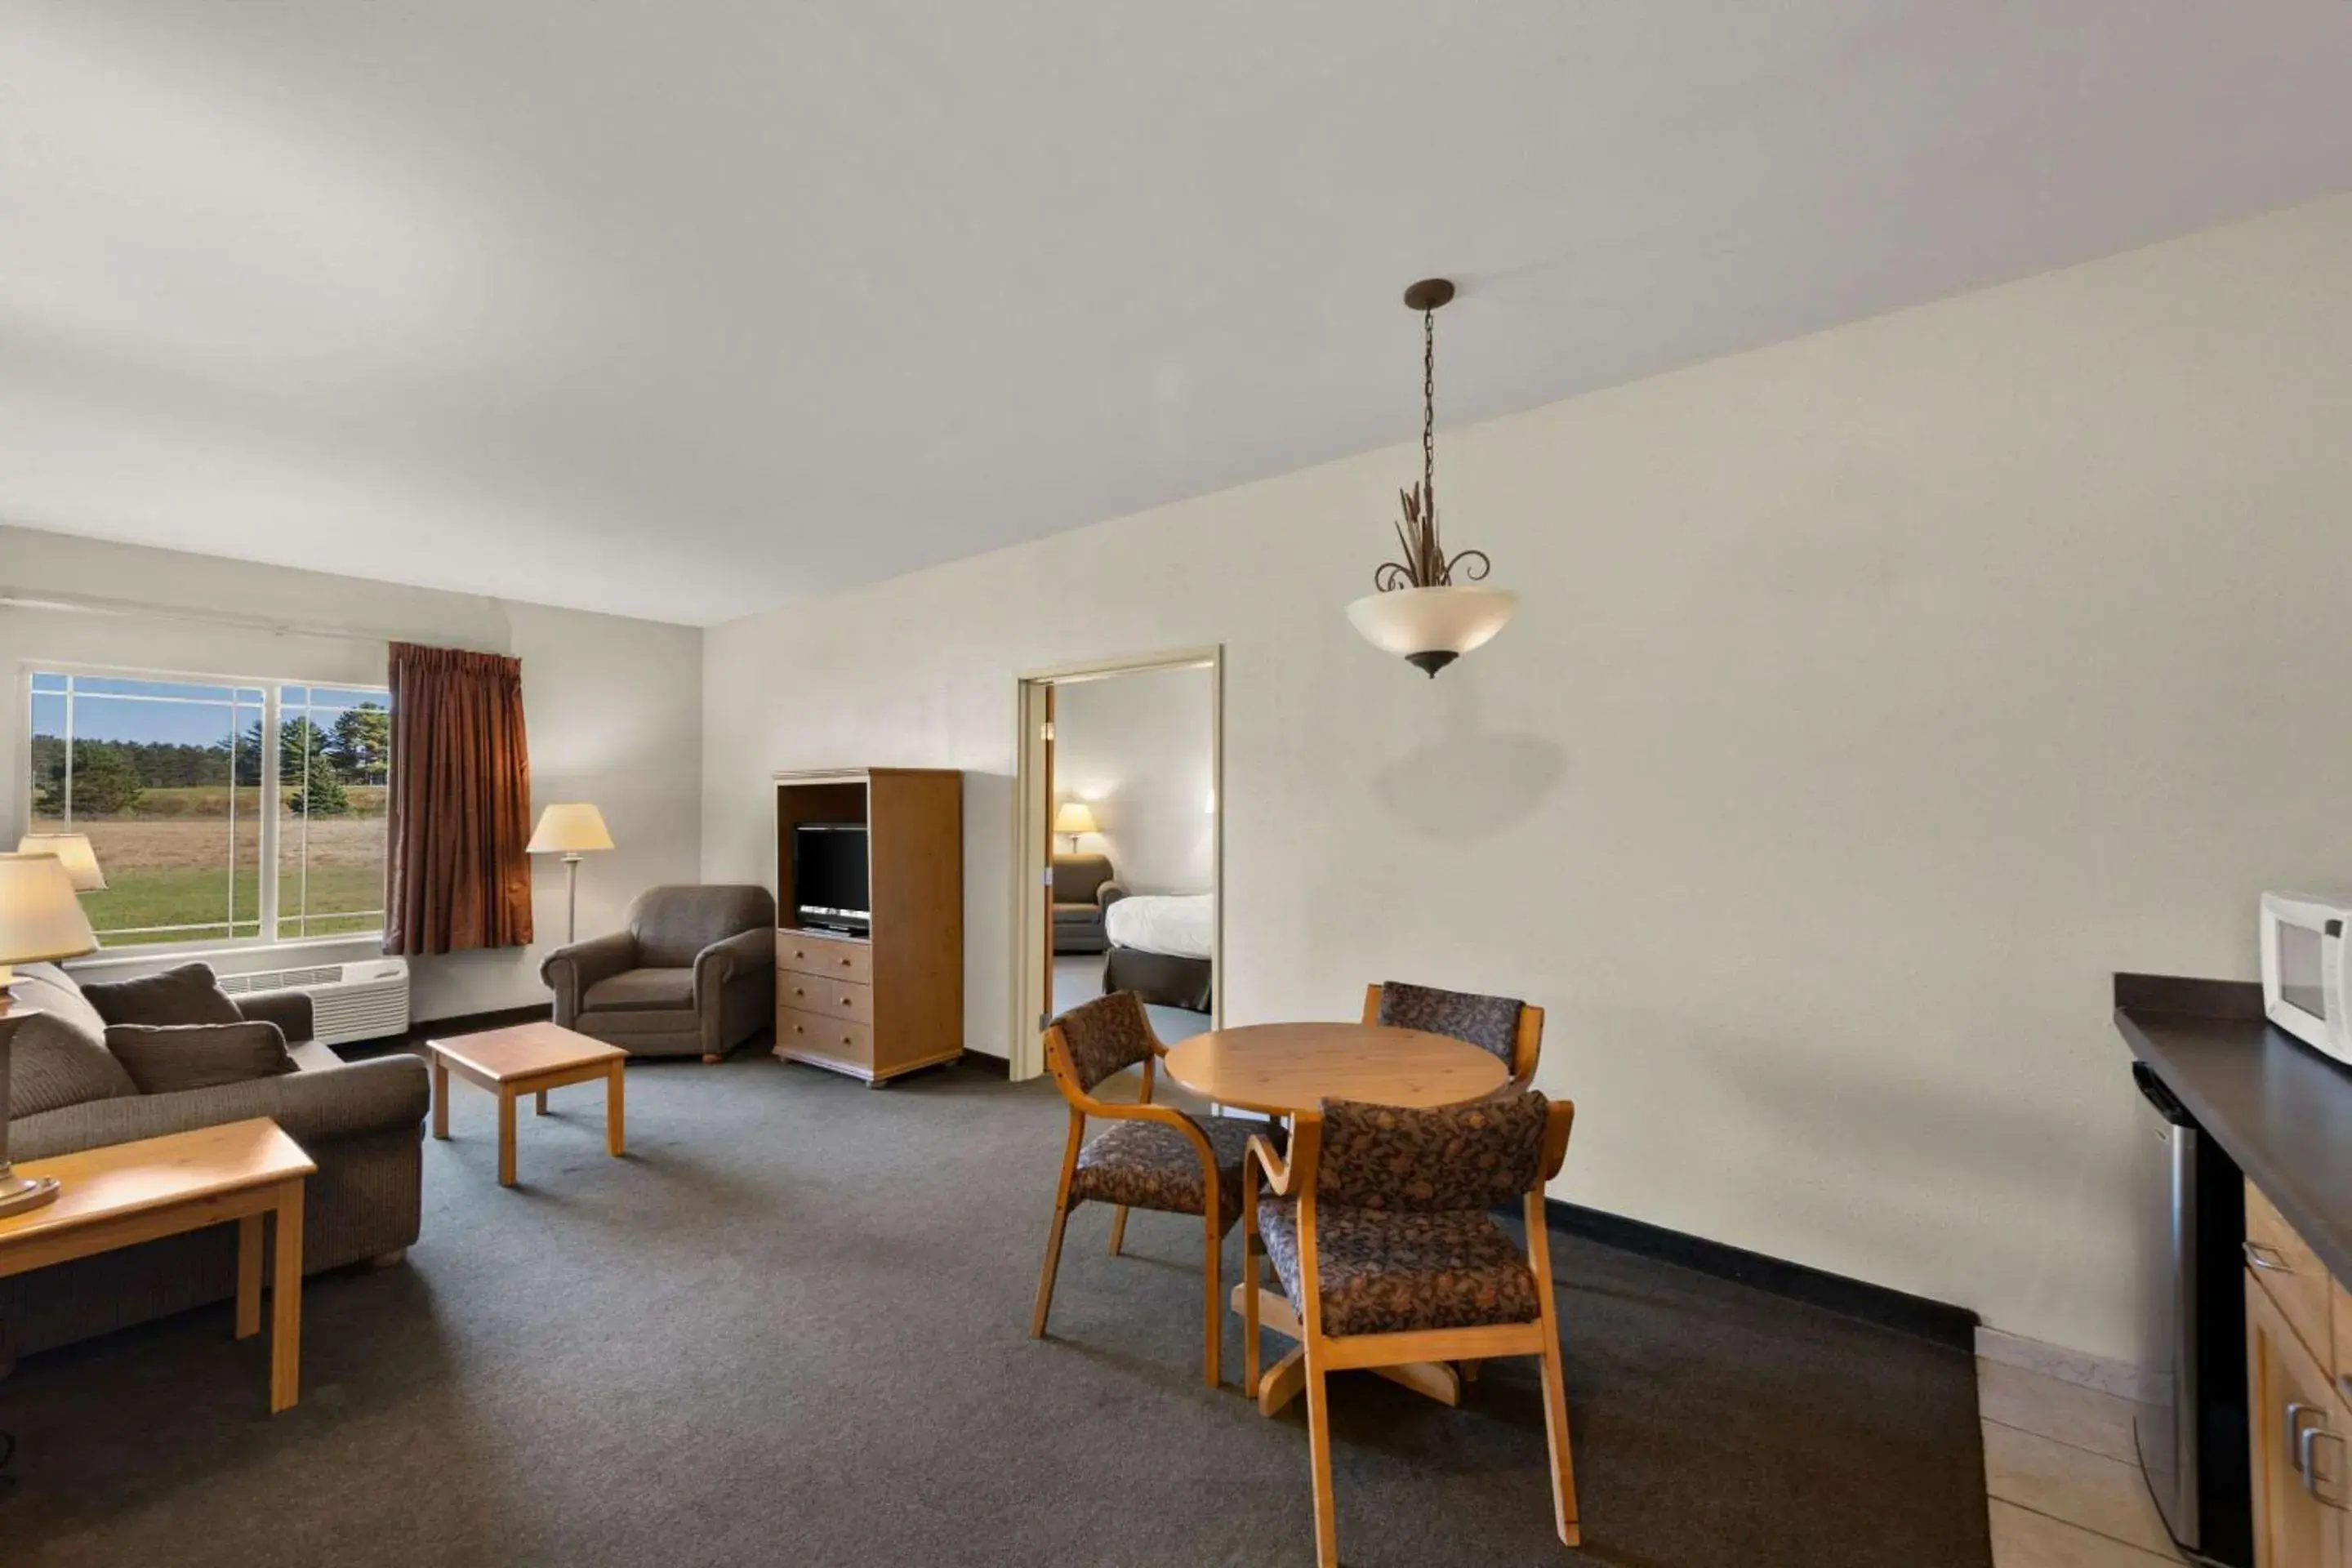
[341,1002,555,1058]
[1541,1198,1978,1351]
[1974,1326,2152,1401]
[960,1052,1010,1079]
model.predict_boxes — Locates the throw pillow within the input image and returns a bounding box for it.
[81,963,243,1028]
[4,1005,140,1120]
[102,1022,296,1095]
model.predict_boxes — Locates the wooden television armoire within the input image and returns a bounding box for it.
[771,768,963,1086]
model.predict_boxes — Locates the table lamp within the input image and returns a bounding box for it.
[16,833,107,891]
[0,852,99,1216]
[1054,801,1098,855]
[527,803,613,946]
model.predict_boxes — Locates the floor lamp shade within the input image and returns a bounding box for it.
[16,832,107,891]
[528,804,613,946]
[527,804,614,856]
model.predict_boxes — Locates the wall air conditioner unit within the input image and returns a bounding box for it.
[216,958,411,1048]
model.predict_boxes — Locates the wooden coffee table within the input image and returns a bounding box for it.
[427,1022,626,1187]
[0,1118,315,1413]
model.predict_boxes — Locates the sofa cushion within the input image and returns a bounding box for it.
[80,963,243,1028]
[4,963,140,1119]
[582,967,696,1013]
[104,1022,296,1095]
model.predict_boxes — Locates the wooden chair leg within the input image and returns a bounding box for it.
[1306,1354,1339,1567]
[1537,1334,1581,1547]
[1107,1205,1129,1257]
[1031,1197,1072,1339]
[1201,1215,1222,1388]
[1243,1231,1262,1393]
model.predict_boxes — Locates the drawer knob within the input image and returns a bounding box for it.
[2247,1240,2294,1273]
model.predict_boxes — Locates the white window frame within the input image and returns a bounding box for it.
[17,660,393,956]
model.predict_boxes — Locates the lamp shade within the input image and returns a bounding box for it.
[1346,586,1517,677]
[527,804,614,855]
[0,853,100,965]
[16,833,105,892]
[1053,802,1098,836]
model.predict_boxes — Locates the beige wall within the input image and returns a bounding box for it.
[0,525,703,1020]
[705,194,2352,1359]
[1054,664,1216,893]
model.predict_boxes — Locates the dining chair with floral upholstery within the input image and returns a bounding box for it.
[1242,1091,1580,1565]
[1029,990,1263,1388]
[1361,979,1544,1093]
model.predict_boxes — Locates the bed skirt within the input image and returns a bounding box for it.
[1102,945,1212,1013]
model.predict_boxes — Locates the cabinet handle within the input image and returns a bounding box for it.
[2290,1401,2326,1470]
[840,957,853,968]
[2247,1241,2294,1273]
[2303,1426,2349,1508]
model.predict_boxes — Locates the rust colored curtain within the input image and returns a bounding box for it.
[384,643,534,955]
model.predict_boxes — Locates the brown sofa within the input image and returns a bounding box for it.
[0,960,429,1364]
[1052,854,1128,955]
[540,884,776,1060]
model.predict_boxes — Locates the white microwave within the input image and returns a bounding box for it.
[2261,892,2352,1066]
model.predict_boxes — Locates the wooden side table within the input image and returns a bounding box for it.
[0,1118,316,1413]
[427,1022,626,1187]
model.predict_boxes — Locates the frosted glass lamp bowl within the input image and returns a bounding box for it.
[1346,586,1517,676]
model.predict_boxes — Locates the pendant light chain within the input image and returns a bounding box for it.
[1421,305,1437,528]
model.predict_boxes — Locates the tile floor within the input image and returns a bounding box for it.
[1979,1356,2187,1566]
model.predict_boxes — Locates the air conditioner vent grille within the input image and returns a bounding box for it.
[218,966,345,995]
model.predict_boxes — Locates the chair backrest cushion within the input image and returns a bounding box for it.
[5,962,140,1120]
[629,885,777,969]
[1316,1093,1550,1212]
[1052,991,1154,1094]
[1051,854,1113,906]
[1375,981,1523,1067]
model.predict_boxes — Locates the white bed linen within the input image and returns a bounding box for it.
[1104,893,1214,960]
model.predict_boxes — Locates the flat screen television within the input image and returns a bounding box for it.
[793,823,871,937]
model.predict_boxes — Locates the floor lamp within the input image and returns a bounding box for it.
[527,804,614,947]
[0,851,100,1216]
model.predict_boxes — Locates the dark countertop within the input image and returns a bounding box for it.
[2117,973,2352,1286]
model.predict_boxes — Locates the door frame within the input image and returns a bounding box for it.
[1009,644,1224,1082]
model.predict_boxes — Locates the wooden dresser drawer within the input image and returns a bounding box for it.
[776,1004,872,1069]
[2247,1178,2335,1367]
[777,972,874,1024]
[778,930,873,985]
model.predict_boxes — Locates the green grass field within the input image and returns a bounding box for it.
[33,795,389,947]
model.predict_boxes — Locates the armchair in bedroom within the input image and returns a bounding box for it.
[1051,854,1127,955]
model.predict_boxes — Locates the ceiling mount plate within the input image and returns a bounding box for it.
[1402,278,1456,312]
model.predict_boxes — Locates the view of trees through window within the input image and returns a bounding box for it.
[29,672,393,947]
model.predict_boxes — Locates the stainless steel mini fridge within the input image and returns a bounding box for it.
[2131,1062,2251,1566]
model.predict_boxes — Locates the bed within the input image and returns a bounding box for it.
[1102,893,1214,1013]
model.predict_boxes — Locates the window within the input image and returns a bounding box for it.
[27,670,393,950]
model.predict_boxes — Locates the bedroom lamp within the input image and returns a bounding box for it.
[16,833,106,892]
[1346,278,1516,678]
[1054,802,1098,854]
[527,803,614,946]
[0,852,98,1217]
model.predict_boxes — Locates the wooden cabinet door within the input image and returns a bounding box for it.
[2249,1274,2349,1566]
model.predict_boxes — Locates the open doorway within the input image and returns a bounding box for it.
[1010,647,1221,1081]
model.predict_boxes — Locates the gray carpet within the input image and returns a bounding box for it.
[1055,953,1210,1042]
[0,1055,1989,1567]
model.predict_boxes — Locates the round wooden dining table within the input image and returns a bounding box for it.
[1159,1021,1507,1115]
[1160,1021,1510,1417]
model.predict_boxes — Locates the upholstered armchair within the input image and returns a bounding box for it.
[1050,854,1127,955]
[1364,980,1544,1094]
[1245,1093,1581,1565]
[541,885,776,1062]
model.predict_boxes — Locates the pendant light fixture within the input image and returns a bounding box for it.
[1346,278,1516,677]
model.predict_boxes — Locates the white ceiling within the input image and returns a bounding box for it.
[3,3,2350,626]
